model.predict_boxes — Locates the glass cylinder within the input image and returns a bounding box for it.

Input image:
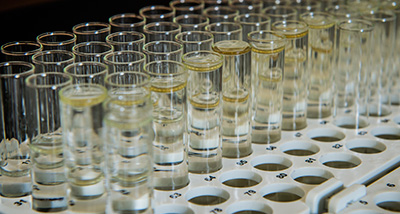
[36,31,76,51]
[326,5,360,21]
[289,0,321,18]
[139,5,176,24]
[248,31,286,144]
[143,41,183,63]
[212,39,252,158]
[104,50,146,73]
[261,0,287,8]
[109,13,146,33]
[333,19,373,130]
[234,13,271,42]
[32,50,75,73]
[26,72,72,211]
[272,20,308,131]
[143,22,182,42]
[361,10,396,117]
[182,51,223,174]
[300,12,335,119]
[173,14,210,32]
[72,41,113,62]
[229,0,263,14]
[103,72,154,214]
[1,41,43,63]
[106,31,145,52]
[170,0,205,15]
[0,61,35,198]
[205,22,243,42]
[175,31,214,53]
[262,5,297,24]
[60,84,108,213]
[64,61,108,85]
[203,6,240,23]
[72,22,111,43]
[204,0,230,8]
[145,60,189,190]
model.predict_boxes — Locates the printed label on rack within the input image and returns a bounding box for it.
[236,160,248,166]
[266,145,277,151]
[244,190,256,196]
[169,192,182,199]
[204,175,217,181]
[210,208,223,213]
[305,158,316,163]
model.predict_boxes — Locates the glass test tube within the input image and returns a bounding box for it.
[0,61,35,198]
[106,31,145,52]
[183,51,224,174]
[289,0,321,18]
[103,72,154,214]
[234,13,271,42]
[145,60,189,190]
[26,72,72,212]
[175,31,214,53]
[173,14,210,32]
[143,22,182,42]
[300,12,335,119]
[64,61,108,85]
[109,13,146,33]
[212,39,252,158]
[32,50,75,73]
[104,50,146,73]
[262,5,298,24]
[229,0,263,14]
[203,6,240,23]
[60,84,108,213]
[1,41,43,63]
[36,31,76,51]
[143,41,183,63]
[362,10,396,117]
[248,31,286,144]
[72,22,111,43]
[261,0,287,9]
[333,19,373,129]
[72,41,114,62]
[170,0,205,16]
[325,5,360,21]
[205,22,243,42]
[139,5,176,24]
[272,20,309,131]
[203,0,230,8]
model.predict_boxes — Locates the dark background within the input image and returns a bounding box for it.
[0,0,170,46]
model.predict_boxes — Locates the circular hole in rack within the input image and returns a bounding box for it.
[260,184,305,202]
[307,128,345,142]
[219,170,262,188]
[280,141,320,156]
[226,200,273,214]
[368,105,391,117]
[291,167,334,185]
[251,155,292,171]
[346,138,386,154]
[374,192,400,212]
[371,126,400,140]
[186,186,230,206]
[320,153,361,169]
[333,116,369,129]
[154,204,194,214]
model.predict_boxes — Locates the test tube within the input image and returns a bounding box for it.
[1,41,42,62]
[32,50,75,73]
[106,31,145,52]
[205,22,243,42]
[26,72,72,211]
[108,13,146,33]
[300,12,335,119]
[289,0,321,18]
[262,5,298,24]
[0,61,35,198]
[72,41,114,62]
[203,6,239,23]
[333,19,373,129]
[104,50,146,73]
[173,14,210,32]
[234,13,271,42]
[36,31,76,51]
[170,0,205,16]
[60,84,108,213]
[229,0,263,14]
[182,51,224,173]
[143,41,183,63]
[143,22,182,42]
[64,61,108,85]
[103,72,154,213]
[261,0,287,8]
[325,5,360,21]
[203,0,230,8]
[175,31,214,53]
[212,38,252,158]
[248,31,286,144]
[72,22,111,43]
[139,5,176,24]
[145,60,189,190]
[361,10,396,117]
[272,20,308,131]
